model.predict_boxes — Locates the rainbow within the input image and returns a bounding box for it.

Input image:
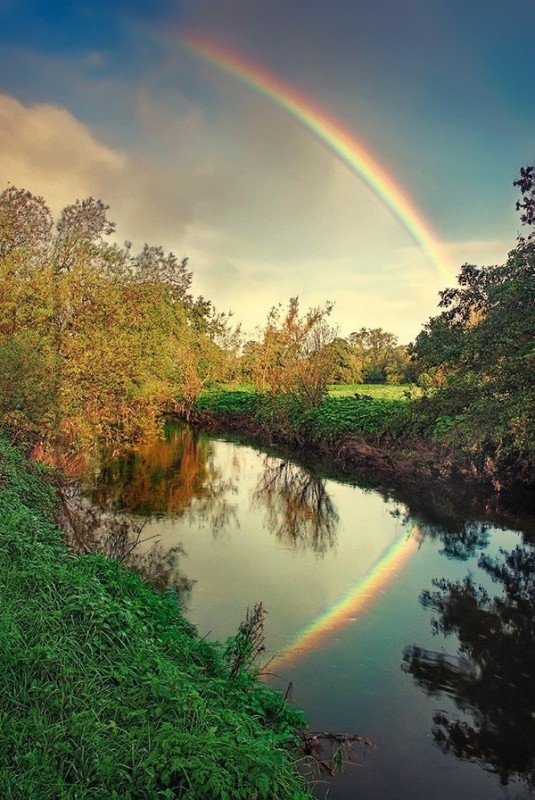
[269,528,419,671]
[182,33,452,281]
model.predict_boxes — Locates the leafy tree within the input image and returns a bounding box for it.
[0,185,239,455]
[0,186,52,260]
[130,245,192,303]
[514,164,535,231]
[408,168,535,483]
[252,297,337,407]
[324,337,361,383]
[348,327,410,384]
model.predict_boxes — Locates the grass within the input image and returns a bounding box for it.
[213,382,416,400]
[195,387,414,444]
[327,383,417,399]
[306,395,412,441]
[0,435,311,800]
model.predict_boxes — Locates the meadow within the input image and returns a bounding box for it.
[327,383,417,400]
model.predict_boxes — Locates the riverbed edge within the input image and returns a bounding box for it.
[0,433,313,800]
[185,406,535,514]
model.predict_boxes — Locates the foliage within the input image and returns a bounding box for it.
[514,165,535,230]
[307,396,412,442]
[0,435,311,799]
[409,169,535,484]
[195,388,411,445]
[0,185,241,454]
[195,389,262,417]
[348,327,413,384]
[327,383,416,400]
[247,297,338,407]
[224,602,267,680]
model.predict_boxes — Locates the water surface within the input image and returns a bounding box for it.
[92,423,535,799]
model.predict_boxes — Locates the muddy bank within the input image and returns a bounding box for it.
[185,409,535,526]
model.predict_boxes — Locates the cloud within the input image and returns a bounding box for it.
[0,90,515,345]
[0,92,126,213]
[0,91,196,242]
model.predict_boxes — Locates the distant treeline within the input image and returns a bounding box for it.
[1,167,534,489]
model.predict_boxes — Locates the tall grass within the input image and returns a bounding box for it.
[0,436,311,799]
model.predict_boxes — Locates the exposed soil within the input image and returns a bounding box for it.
[185,409,535,531]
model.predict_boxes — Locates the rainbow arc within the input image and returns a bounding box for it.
[182,33,452,281]
[270,529,419,670]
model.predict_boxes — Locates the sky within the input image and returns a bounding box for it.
[0,0,533,342]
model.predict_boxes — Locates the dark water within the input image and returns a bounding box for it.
[92,423,535,800]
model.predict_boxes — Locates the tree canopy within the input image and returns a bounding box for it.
[0,186,240,455]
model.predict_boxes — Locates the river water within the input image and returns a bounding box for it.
[91,422,535,800]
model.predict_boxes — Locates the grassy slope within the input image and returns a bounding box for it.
[0,436,310,800]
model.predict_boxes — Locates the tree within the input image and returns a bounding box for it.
[514,164,535,231]
[54,196,116,273]
[323,337,361,383]
[348,327,409,384]
[0,185,240,454]
[407,168,535,483]
[130,245,192,303]
[252,297,338,407]
[0,186,52,261]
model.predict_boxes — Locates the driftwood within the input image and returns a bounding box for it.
[299,730,375,776]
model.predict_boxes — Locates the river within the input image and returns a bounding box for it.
[90,422,535,800]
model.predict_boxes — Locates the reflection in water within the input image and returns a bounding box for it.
[416,520,490,561]
[403,544,535,788]
[272,528,418,670]
[82,423,535,799]
[58,483,193,593]
[253,457,339,554]
[392,504,491,561]
[93,424,237,532]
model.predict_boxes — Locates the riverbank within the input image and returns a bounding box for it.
[189,390,535,514]
[0,435,312,800]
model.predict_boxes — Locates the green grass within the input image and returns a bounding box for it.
[212,382,416,400]
[307,396,412,441]
[327,383,417,399]
[195,389,413,444]
[0,436,311,800]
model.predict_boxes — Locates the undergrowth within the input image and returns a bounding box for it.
[0,435,311,800]
[194,389,412,444]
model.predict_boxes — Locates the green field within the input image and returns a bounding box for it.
[218,383,416,400]
[327,383,417,399]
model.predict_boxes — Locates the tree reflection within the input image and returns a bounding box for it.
[57,483,193,593]
[403,545,535,787]
[93,424,236,532]
[253,458,339,554]
[410,518,490,561]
